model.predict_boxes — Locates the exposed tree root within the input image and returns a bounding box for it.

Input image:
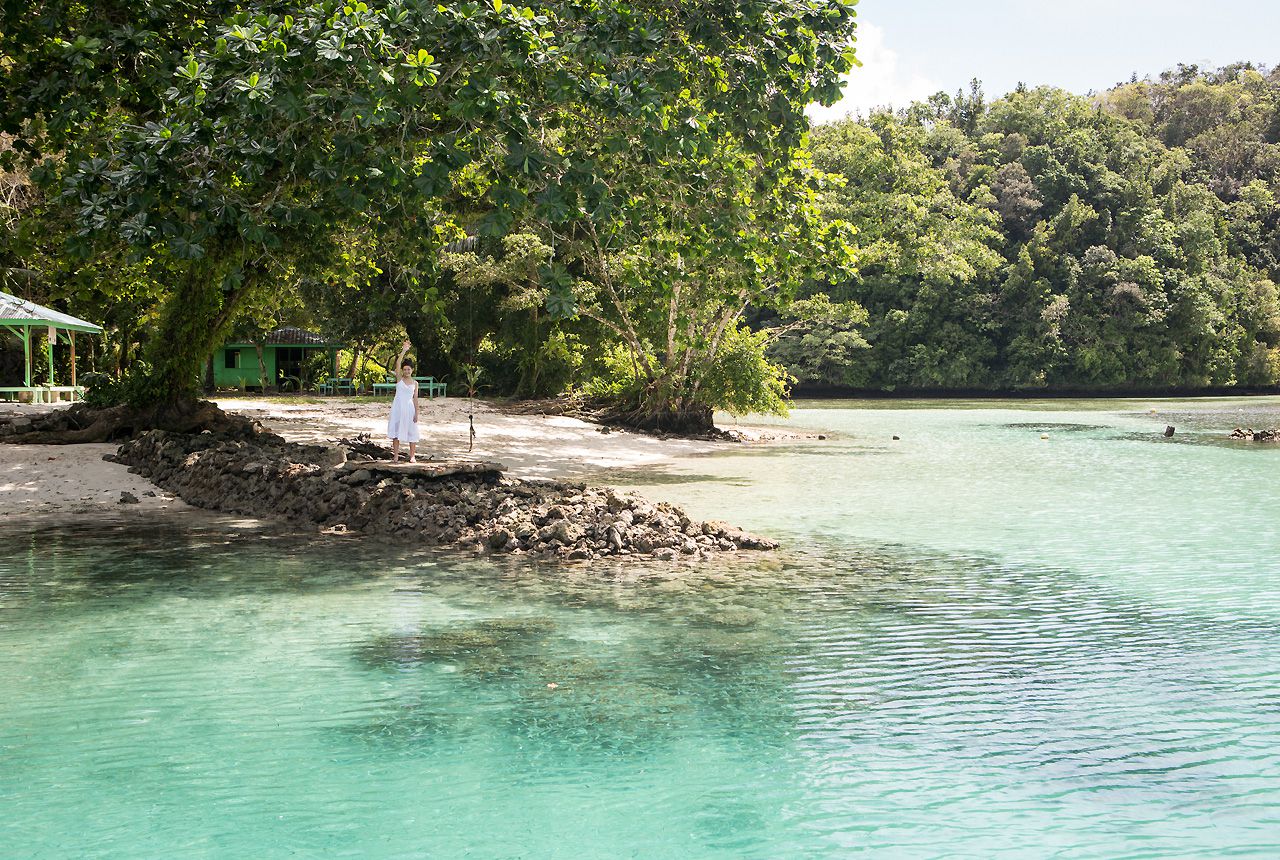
[497,395,732,439]
[0,399,265,444]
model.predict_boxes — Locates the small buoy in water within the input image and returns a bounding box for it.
[546,682,558,690]
[892,435,900,441]
[1041,434,1049,440]
[1164,425,1175,437]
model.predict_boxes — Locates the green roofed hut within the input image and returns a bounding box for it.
[0,290,103,402]
[214,327,344,392]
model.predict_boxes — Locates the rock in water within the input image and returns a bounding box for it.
[1163,426,1175,437]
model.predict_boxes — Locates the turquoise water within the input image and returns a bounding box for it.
[3,398,1280,858]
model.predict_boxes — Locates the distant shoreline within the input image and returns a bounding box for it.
[790,385,1280,401]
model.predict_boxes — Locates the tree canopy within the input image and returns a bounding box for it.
[6,4,1278,419]
[1,0,860,422]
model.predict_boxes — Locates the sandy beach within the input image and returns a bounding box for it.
[0,396,779,523]
[214,395,730,479]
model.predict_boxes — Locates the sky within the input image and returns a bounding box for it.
[809,0,1280,123]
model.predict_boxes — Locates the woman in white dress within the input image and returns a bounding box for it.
[387,341,420,462]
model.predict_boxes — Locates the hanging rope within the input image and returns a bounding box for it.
[463,250,479,454]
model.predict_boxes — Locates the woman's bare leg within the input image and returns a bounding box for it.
[407,442,417,463]
[391,438,400,462]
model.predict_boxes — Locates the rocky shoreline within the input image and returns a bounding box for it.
[107,429,778,561]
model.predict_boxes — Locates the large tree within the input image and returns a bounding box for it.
[2,0,860,416]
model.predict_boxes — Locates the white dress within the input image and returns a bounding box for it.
[387,378,420,442]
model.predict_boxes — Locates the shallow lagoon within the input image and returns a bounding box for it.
[3,398,1280,858]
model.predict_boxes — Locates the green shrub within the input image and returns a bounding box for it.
[82,363,160,408]
[580,342,646,402]
[695,325,790,417]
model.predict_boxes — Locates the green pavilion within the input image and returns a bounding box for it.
[0,290,103,402]
[213,327,344,392]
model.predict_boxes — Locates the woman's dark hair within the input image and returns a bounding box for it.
[400,359,414,370]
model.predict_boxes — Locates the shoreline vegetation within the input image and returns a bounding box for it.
[781,66,1280,395]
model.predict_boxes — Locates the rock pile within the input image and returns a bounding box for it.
[1230,427,1278,441]
[109,430,777,560]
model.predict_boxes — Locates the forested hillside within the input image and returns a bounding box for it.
[786,64,1280,392]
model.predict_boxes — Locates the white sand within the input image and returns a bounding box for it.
[0,441,189,519]
[217,395,726,479]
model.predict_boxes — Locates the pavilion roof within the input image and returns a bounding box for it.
[0,290,103,334]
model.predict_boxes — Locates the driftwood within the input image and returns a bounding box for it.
[338,458,506,480]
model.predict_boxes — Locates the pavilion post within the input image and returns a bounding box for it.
[47,325,56,385]
[22,325,31,387]
[70,331,77,388]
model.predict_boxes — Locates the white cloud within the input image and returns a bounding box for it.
[807,24,940,124]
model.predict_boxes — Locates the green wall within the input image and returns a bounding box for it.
[213,346,275,389]
[212,344,340,390]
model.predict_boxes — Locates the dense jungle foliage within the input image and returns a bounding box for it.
[787,64,1280,392]
[2,4,1278,427]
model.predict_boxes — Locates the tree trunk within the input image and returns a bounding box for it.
[344,345,363,379]
[115,332,128,376]
[255,342,268,392]
[353,350,367,389]
[140,255,256,405]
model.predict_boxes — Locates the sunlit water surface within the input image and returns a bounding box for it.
[3,397,1280,858]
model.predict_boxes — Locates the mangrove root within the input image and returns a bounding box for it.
[0,399,267,445]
